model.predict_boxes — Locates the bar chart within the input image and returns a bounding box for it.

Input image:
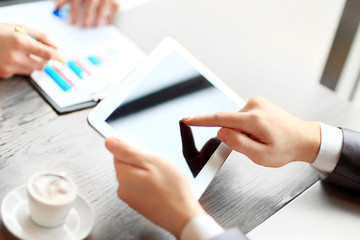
[44,55,104,92]
[16,0,146,112]
[30,47,139,111]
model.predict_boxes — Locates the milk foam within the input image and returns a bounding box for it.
[31,174,76,204]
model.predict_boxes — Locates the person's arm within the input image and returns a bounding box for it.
[184,96,360,192]
[0,23,58,78]
[324,128,360,191]
[55,0,120,27]
[310,124,360,191]
[310,122,342,178]
[105,137,248,239]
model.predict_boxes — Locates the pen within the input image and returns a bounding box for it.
[14,26,65,65]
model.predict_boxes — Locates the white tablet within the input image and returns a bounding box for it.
[88,37,244,199]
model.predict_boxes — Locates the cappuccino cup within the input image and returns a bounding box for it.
[27,172,78,228]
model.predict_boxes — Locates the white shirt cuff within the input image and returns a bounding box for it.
[180,214,224,240]
[311,122,343,179]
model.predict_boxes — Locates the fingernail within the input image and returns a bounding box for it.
[105,137,119,151]
[182,117,192,122]
[217,129,229,142]
[47,39,57,48]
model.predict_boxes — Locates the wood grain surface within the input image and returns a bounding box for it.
[1,0,360,239]
[0,76,318,240]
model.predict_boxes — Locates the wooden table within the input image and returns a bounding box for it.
[1,0,360,239]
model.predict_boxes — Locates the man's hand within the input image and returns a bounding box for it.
[183,96,321,167]
[105,137,206,238]
[0,23,58,78]
[56,0,120,27]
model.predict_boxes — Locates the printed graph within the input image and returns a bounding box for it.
[44,55,103,92]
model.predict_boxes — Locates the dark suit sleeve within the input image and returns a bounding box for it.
[324,128,360,191]
[209,229,249,240]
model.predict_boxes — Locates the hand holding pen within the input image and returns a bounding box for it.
[0,22,58,78]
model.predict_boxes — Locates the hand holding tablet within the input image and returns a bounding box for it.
[88,37,245,237]
[88,37,244,198]
[89,38,332,239]
[105,137,207,239]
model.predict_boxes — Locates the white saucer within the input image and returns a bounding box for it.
[1,185,94,240]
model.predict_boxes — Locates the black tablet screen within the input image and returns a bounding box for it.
[106,51,240,179]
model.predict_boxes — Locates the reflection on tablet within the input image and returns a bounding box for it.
[105,50,239,181]
[179,120,221,177]
[106,74,212,119]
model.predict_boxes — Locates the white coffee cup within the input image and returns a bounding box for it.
[27,172,78,228]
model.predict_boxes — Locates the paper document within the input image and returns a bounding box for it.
[0,0,146,112]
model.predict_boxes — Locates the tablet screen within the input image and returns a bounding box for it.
[105,50,240,180]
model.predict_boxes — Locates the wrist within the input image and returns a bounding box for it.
[302,121,321,164]
[174,205,207,239]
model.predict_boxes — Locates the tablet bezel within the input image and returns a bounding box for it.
[88,37,244,199]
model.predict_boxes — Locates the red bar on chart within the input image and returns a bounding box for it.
[44,65,72,91]
[74,60,92,76]
[52,64,75,87]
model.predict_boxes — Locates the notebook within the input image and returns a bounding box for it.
[0,0,146,113]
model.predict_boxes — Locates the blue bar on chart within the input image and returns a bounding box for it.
[44,65,72,91]
[88,56,102,65]
[68,61,85,79]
